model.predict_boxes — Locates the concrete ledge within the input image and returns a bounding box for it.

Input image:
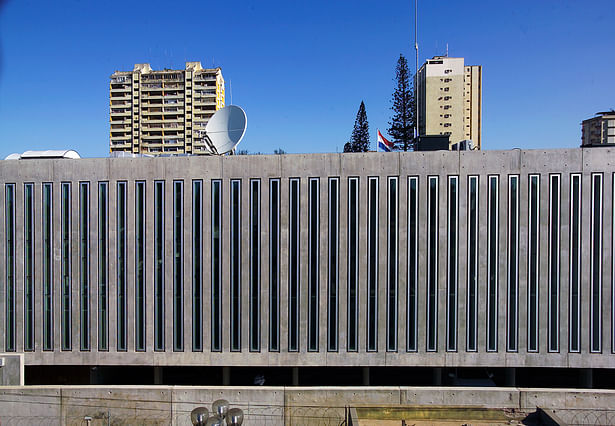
[0,385,614,424]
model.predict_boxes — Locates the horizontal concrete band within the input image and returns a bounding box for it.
[0,385,614,424]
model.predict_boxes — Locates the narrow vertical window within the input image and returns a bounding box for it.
[613,174,615,354]
[173,181,184,352]
[230,179,241,352]
[24,183,34,351]
[5,184,15,351]
[328,178,339,352]
[135,182,146,351]
[367,177,379,352]
[590,173,603,353]
[308,178,319,352]
[347,177,359,351]
[467,176,479,351]
[528,174,540,352]
[288,178,300,351]
[612,174,615,354]
[269,179,280,351]
[79,182,90,351]
[407,176,418,352]
[43,183,53,351]
[507,175,519,352]
[548,175,561,352]
[427,176,438,352]
[446,176,458,352]
[192,180,203,351]
[250,179,261,352]
[154,180,165,352]
[487,175,499,352]
[569,174,581,353]
[116,181,127,351]
[387,177,399,352]
[98,182,108,351]
[61,182,72,351]
[211,180,221,352]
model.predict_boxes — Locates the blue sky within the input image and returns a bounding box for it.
[0,0,613,158]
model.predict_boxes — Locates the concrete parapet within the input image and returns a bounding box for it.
[0,385,614,424]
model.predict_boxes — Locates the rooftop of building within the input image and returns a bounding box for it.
[582,110,615,123]
[110,61,222,77]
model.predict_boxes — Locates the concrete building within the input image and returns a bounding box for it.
[1,149,615,387]
[416,56,482,150]
[109,62,225,156]
[582,111,615,147]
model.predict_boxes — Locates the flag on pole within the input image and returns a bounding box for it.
[377,129,394,152]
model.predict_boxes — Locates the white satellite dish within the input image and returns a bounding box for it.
[204,105,247,155]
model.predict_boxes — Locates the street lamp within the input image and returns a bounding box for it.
[191,400,243,426]
[190,407,209,426]
[226,408,244,426]
[212,399,230,419]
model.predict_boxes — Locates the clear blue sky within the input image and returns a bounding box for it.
[0,0,613,158]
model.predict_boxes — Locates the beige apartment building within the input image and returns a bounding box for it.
[582,111,615,147]
[416,56,482,149]
[109,62,225,155]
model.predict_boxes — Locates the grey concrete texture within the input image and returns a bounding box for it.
[1,385,615,425]
[1,148,615,368]
[0,353,24,386]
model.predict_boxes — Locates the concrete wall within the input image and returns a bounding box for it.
[0,385,615,425]
[0,353,24,385]
[0,149,614,369]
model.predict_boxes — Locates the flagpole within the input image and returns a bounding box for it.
[414,0,419,141]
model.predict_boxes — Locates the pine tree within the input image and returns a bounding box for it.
[346,101,370,152]
[388,54,416,151]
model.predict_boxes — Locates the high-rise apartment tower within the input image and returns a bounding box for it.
[109,62,225,155]
[582,111,615,147]
[416,56,482,149]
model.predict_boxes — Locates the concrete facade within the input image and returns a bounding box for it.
[416,56,482,149]
[109,62,225,155]
[1,149,615,371]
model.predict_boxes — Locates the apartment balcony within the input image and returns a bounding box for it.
[110,87,131,92]
[110,125,131,131]
[110,101,131,107]
[193,83,216,90]
[110,134,131,140]
[193,98,217,105]
[162,93,184,99]
[143,123,184,130]
[141,101,165,107]
[142,117,183,124]
[194,75,217,81]
[110,95,131,101]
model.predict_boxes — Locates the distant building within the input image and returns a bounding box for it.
[416,56,482,150]
[109,62,225,155]
[582,111,615,147]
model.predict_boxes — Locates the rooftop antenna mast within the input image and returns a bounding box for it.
[414,0,419,141]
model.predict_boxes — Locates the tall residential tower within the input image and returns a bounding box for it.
[109,62,225,155]
[416,56,482,149]
[582,111,615,147]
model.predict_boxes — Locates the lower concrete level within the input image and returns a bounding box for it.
[1,385,614,425]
